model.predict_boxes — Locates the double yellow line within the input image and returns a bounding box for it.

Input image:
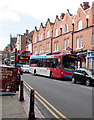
[24,81,70,120]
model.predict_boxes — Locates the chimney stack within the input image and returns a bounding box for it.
[60,13,65,20]
[26,29,29,34]
[82,2,90,10]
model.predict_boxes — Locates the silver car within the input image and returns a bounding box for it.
[21,65,30,73]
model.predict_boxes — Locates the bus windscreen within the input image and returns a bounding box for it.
[63,55,81,71]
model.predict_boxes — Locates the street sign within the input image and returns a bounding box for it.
[0,66,18,92]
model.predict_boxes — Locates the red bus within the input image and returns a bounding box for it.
[10,50,30,67]
[29,53,81,79]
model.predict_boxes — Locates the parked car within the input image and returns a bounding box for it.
[21,65,30,73]
[71,68,94,86]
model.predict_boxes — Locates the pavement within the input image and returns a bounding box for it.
[0,89,45,120]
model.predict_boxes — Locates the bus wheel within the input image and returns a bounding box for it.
[50,72,53,79]
[72,77,76,84]
[34,70,36,76]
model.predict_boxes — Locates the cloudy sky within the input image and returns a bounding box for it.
[0,0,93,50]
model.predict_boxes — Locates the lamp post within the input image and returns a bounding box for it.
[72,20,74,53]
[15,48,17,67]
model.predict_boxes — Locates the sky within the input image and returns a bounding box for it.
[0,0,93,51]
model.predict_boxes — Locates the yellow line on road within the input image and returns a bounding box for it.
[35,95,59,118]
[24,81,70,120]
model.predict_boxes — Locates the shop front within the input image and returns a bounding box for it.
[86,51,94,70]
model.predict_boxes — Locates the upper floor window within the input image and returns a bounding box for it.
[76,36,84,49]
[64,39,67,49]
[93,15,94,24]
[64,24,68,33]
[46,42,50,52]
[34,47,38,55]
[39,45,44,54]
[47,31,50,38]
[76,37,79,49]
[92,34,94,46]
[64,39,70,50]
[55,28,58,37]
[39,34,42,41]
[77,20,82,30]
[34,37,37,43]
[54,41,58,52]
[80,36,84,48]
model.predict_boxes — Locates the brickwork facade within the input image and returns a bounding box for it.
[32,2,94,56]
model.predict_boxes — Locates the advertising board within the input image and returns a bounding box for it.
[0,66,18,92]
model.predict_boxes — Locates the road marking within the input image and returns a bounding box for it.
[24,83,59,118]
[24,81,70,120]
[36,95,59,118]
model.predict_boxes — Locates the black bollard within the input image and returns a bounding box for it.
[19,81,24,101]
[16,74,20,91]
[28,89,35,120]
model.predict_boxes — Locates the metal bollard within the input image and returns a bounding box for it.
[16,74,20,91]
[19,81,24,101]
[28,89,35,120]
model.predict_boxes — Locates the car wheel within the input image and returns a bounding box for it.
[72,77,76,84]
[86,79,91,86]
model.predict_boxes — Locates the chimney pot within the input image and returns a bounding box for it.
[26,30,29,34]
[60,13,65,20]
[82,2,90,10]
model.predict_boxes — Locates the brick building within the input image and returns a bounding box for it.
[16,30,34,53]
[0,51,9,64]
[32,2,94,70]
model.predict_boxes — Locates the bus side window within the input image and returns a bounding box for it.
[56,62,61,69]
[50,62,55,68]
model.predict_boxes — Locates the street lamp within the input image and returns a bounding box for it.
[15,48,17,67]
[72,20,74,53]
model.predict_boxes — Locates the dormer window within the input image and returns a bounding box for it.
[64,24,68,33]
[39,34,42,41]
[77,20,82,30]
[55,28,58,37]
[47,31,50,38]
[34,37,37,43]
